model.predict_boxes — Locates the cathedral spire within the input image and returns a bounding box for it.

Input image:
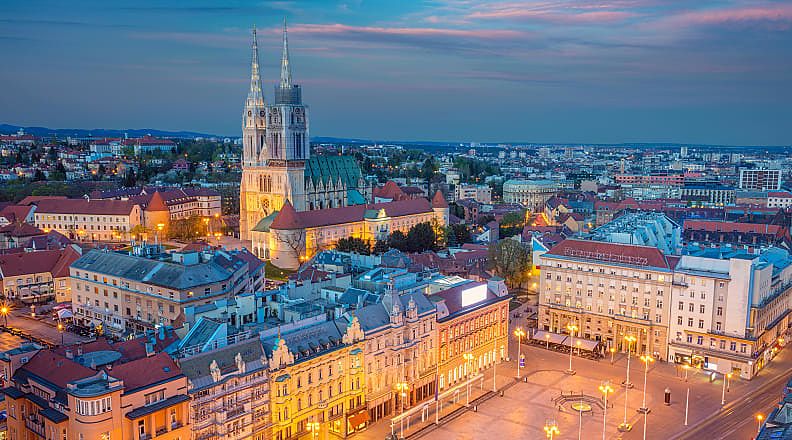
[279,18,293,89]
[248,26,264,102]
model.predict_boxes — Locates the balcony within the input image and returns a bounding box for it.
[25,416,45,437]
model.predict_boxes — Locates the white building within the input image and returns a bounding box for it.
[503,179,559,212]
[768,191,792,209]
[454,184,492,203]
[668,247,792,379]
[739,168,781,191]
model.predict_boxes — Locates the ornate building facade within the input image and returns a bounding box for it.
[239,25,369,241]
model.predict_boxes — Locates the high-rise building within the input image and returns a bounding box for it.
[739,168,781,191]
[239,23,369,241]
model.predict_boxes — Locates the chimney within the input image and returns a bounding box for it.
[65,349,73,360]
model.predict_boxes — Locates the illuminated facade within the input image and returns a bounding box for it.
[433,281,511,392]
[263,318,368,440]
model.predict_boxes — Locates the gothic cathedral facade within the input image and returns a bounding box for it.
[240,23,369,241]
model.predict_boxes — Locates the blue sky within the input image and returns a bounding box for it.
[1,0,790,145]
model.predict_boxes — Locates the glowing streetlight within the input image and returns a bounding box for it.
[619,334,637,432]
[0,304,9,327]
[545,333,551,350]
[463,352,475,405]
[395,381,409,438]
[684,365,691,426]
[514,328,526,379]
[599,381,615,440]
[543,419,560,440]
[721,372,732,405]
[57,321,65,346]
[307,421,320,440]
[610,347,616,364]
[638,354,654,414]
[566,323,578,375]
[756,414,764,433]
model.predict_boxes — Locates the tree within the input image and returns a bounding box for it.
[500,209,527,238]
[447,224,471,246]
[372,239,390,254]
[33,169,46,182]
[488,239,532,288]
[388,230,409,252]
[420,157,436,181]
[407,222,436,252]
[335,237,371,255]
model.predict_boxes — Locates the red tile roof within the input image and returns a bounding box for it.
[18,196,68,206]
[684,220,781,235]
[270,200,302,229]
[108,352,182,392]
[0,205,35,223]
[432,190,448,209]
[0,248,79,277]
[30,198,137,216]
[145,191,169,212]
[544,239,671,269]
[0,222,43,237]
[271,198,434,230]
[21,351,95,389]
[372,180,407,201]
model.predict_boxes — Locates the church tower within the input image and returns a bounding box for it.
[265,19,309,211]
[240,27,268,241]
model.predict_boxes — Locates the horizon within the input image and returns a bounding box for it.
[1,1,791,145]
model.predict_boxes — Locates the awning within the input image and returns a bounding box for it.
[348,410,370,428]
[56,309,73,319]
[531,330,567,345]
[564,337,599,352]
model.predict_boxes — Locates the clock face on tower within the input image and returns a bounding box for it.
[259,110,266,117]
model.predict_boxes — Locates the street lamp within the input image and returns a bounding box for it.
[395,381,409,439]
[543,419,560,440]
[610,347,616,365]
[0,304,9,327]
[721,372,732,405]
[618,334,637,433]
[307,421,320,440]
[757,414,764,433]
[463,352,475,406]
[638,354,653,414]
[514,328,526,379]
[599,381,615,440]
[545,333,551,350]
[57,321,65,346]
[684,365,691,426]
[566,323,578,375]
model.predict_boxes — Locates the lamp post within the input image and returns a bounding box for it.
[307,421,320,440]
[721,372,732,405]
[463,352,474,406]
[543,419,560,440]
[599,381,614,440]
[610,347,616,365]
[545,333,551,350]
[395,381,409,439]
[0,304,9,327]
[57,321,65,346]
[618,335,636,432]
[566,323,578,375]
[757,414,764,433]
[514,328,526,379]
[638,354,653,414]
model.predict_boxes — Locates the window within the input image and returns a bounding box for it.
[688,303,694,312]
[678,302,684,311]
[76,397,111,416]
[697,336,703,345]
[687,318,693,327]
[677,316,683,325]
[144,390,165,406]
[716,307,723,316]
[730,341,736,351]
[699,305,705,314]
[698,320,704,329]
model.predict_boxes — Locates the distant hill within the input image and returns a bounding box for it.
[0,124,222,139]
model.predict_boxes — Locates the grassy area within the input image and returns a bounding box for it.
[265,261,295,281]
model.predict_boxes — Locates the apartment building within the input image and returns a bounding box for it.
[30,198,142,241]
[668,247,792,379]
[739,168,781,191]
[69,245,262,336]
[263,318,368,440]
[434,280,511,391]
[0,246,81,303]
[454,184,492,204]
[350,288,437,423]
[1,332,190,440]
[174,321,271,440]
[93,186,223,220]
[503,179,559,212]
[538,239,675,359]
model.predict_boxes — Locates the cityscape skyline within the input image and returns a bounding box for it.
[1,0,791,145]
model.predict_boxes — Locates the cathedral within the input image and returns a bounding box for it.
[239,23,370,241]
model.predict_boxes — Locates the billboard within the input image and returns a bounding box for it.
[460,284,487,307]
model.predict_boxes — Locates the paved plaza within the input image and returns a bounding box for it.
[356,334,792,440]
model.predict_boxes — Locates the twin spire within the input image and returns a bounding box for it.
[248,18,294,101]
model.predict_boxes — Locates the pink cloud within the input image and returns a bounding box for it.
[657,4,792,30]
[464,1,642,24]
[286,23,528,40]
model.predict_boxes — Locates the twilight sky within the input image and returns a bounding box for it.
[1,0,791,145]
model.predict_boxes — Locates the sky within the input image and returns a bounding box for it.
[1,0,791,145]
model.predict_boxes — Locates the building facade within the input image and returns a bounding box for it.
[503,179,559,212]
[0,246,81,303]
[739,168,781,191]
[69,246,262,336]
[263,318,368,440]
[538,239,674,359]
[31,198,142,242]
[238,26,369,241]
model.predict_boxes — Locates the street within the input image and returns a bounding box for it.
[4,309,90,346]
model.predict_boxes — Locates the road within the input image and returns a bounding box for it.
[6,310,90,346]
[673,366,791,440]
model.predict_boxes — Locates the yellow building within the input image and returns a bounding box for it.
[0,246,81,303]
[251,192,449,270]
[263,318,368,440]
[433,281,511,391]
[30,197,142,242]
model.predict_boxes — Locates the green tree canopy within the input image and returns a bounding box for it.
[335,237,371,255]
[488,239,532,288]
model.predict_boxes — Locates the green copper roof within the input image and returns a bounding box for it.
[347,189,366,206]
[252,211,279,232]
[305,155,362,189]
